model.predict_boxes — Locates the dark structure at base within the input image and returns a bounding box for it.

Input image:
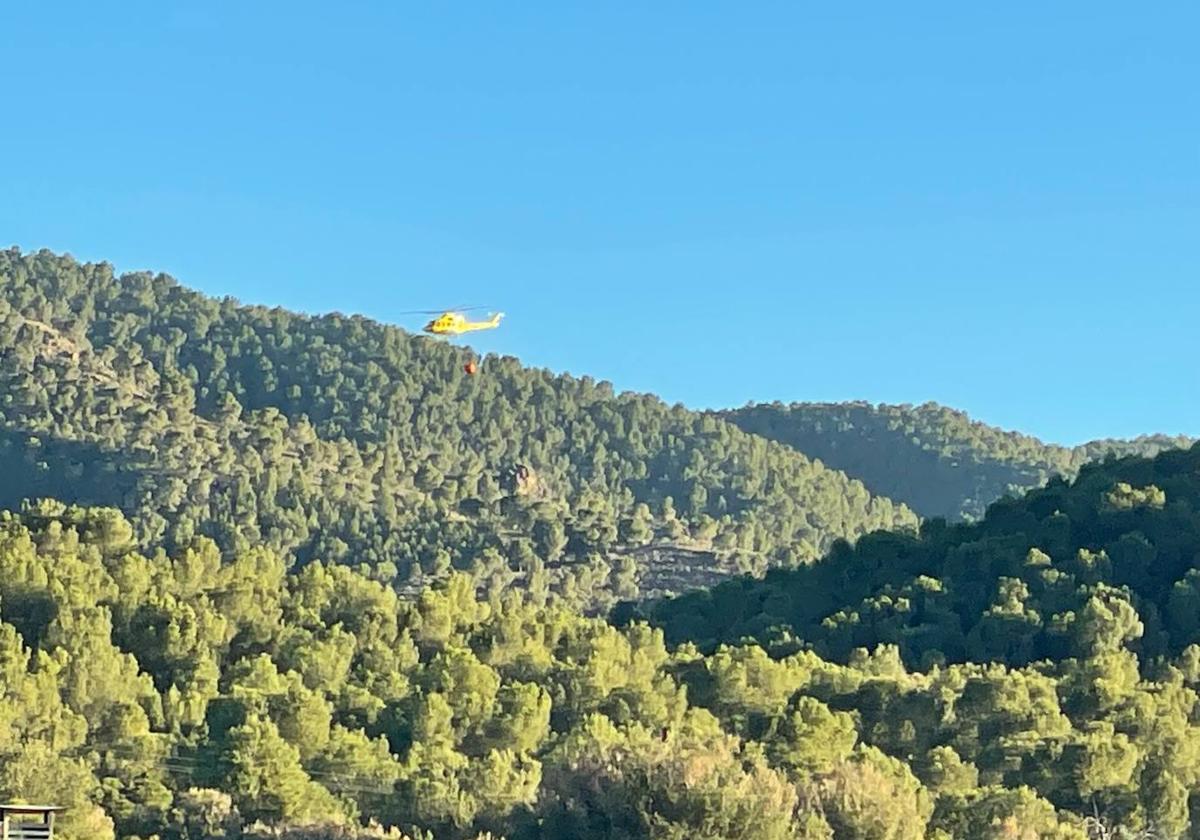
[0,805,61,840]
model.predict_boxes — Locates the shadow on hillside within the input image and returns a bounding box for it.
[614,443,1200,669]
[0,427,148,513]
[611,526,933,654]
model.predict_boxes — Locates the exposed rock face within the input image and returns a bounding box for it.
[499,463,539,497]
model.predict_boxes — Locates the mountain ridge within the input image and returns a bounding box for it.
[721,400,1193,521]
[0,247,919,608]
[2,247,1191,609]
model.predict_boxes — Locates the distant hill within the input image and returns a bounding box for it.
[0,248,917,608]
[722,401,1192,521]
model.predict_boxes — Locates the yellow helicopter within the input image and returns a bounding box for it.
[396,306,505,337]
[423,310,504,337]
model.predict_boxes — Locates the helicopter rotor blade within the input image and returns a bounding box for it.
[394,305,492,315]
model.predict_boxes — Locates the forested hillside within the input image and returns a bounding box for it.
[3,246,1199,838]
[723,401,1192,521]
[2,249,1183,611]
[638,442,1200,663]
[618,443,1200,835]
[0,248,916,608]
[6,495,1200,840]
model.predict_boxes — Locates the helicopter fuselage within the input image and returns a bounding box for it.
[423,312,503,336]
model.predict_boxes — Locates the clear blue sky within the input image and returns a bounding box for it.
[2,3,1196,445]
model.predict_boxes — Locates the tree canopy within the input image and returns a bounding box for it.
[1,499,1193,839]
[0,247,1196,838]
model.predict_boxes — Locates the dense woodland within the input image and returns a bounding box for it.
[6,449,1200,839]
[631,444,1200,834]
[0,248,1198,838]
[0,248,921,609]
[724,402,1192,521]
